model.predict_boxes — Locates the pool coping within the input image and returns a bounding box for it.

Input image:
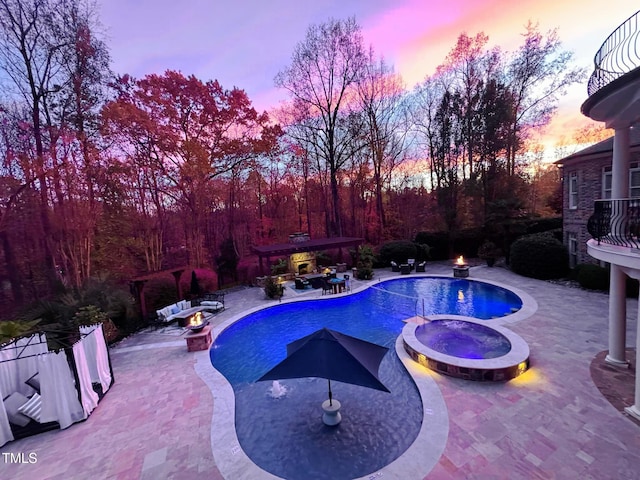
[202,273,538,479]
[197,334,449,480]
[402,315,531,380]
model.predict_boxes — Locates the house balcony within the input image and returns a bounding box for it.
[587,198,640,273]
[581,10,640,128]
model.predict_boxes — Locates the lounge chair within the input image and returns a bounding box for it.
[199,292,225,313]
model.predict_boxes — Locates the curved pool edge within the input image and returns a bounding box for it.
[210,274,539,340]
[354,335,449,480]
[201,273,536,479]
[402,315,531,381]
[199,335,449,480]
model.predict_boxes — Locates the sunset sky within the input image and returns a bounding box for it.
[99,1,637,155]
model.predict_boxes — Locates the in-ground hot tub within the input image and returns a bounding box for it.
[403,315,530,381]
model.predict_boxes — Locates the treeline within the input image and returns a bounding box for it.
[0,2,581,311]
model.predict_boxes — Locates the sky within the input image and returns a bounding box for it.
[99,0,638,155]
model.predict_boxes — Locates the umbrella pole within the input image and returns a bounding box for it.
[328,378,332,406]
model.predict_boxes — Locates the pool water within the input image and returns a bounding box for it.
[415,319,512,359]
[210,277,523,479]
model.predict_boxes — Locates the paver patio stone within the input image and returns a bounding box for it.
[0,262,638,479]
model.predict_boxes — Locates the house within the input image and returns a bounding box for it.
[555,127,640,267]
[577,9,640,423]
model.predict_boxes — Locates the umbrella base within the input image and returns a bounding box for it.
[322,399,342,426]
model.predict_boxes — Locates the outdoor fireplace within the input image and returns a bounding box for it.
[453,256,469,278]
[185,311,209,333]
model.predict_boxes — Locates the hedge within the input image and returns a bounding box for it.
[510,233,569,279]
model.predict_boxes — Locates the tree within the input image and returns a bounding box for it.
[358,49,408,235]
[102,71,280,267]
[0,0,111,291]
[276,17,367,236]
[505,22,586,175]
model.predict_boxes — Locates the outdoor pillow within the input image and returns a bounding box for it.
[18,392,42,423]
[26,372,41,392]
[3,392,31,427]
[201,301,222,309]
[171,305,180,315]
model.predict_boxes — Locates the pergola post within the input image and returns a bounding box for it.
[132,280,148,320]
[171,269,185,300]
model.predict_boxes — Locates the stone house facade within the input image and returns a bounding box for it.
[555,127,640,267]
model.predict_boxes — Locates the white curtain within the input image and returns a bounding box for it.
[0,379,14,447]
[72,341,98,416]
[79,324,112,393]
[0,343,19,399]
[0,334,48,397]
[38,351,85,429]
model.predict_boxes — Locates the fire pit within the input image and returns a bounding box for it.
[453,256,469,278]
[185,312,209,333]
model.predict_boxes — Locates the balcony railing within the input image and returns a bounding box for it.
[587,198,640,249]
[587,10,640,97]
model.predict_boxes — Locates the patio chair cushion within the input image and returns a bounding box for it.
[26,372,41,393]
[18,393,42,423]
[3,392,31,426]
[200,300,223,311]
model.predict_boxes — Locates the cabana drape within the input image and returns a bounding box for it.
[72,342,99,416]
[0,380,13,447]
[80,324,112,393]
[0,334,48,397]
[38,351,85,428]
[0,324,113,447]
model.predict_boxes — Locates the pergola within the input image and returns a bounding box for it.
[252,237,365,275]
[130,267,187,319]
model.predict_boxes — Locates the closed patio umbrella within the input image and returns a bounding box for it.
[256,327,390,425]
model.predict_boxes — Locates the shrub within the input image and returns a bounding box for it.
[378,240,418,265]
[145,277,179,313]
[356,245,375,280]
[477,241,501,259]
[510,233,569,279]
[315,251,332,267]
[577,264,609,290]
[264,276,284,299]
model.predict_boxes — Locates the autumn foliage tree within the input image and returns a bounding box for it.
[276,17,368,237]
[102,70,280,267]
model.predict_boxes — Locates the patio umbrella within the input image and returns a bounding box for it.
[256,327,390,424]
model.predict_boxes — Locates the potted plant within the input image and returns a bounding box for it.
[478,241,501,267]
[264,276,284,299]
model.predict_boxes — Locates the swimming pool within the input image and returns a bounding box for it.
[210,277,525,479]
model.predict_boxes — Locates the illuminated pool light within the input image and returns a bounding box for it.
[403,315,530,381]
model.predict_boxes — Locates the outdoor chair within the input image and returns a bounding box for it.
[200,292,225,313]
[416,261,426,272]
[295,278,310,290]
[321,278,333,295]
[390,261,400,272]
[400,264,411,274]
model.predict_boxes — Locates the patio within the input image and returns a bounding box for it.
[0,262,638,479]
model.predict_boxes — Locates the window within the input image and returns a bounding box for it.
[631,169,640,197]
[603,167,612,199]
[568,233,578,269]
[569,172,578,209]
[602,164,640,198]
